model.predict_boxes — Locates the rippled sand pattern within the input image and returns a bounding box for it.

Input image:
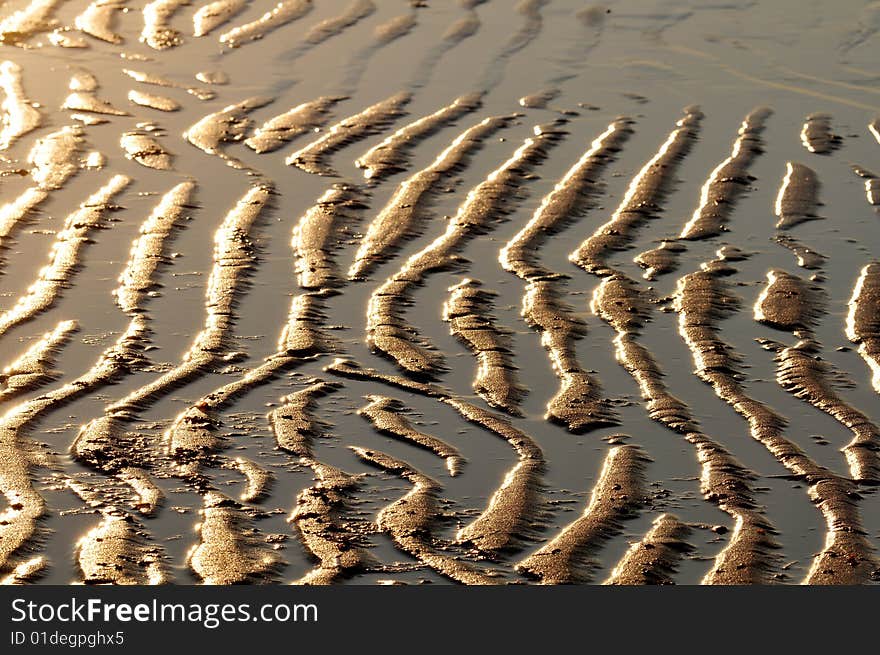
[0,0,878,585]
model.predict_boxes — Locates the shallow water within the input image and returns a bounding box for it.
[0,0,878,585]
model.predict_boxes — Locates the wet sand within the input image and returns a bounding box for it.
[0,0,878,585]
